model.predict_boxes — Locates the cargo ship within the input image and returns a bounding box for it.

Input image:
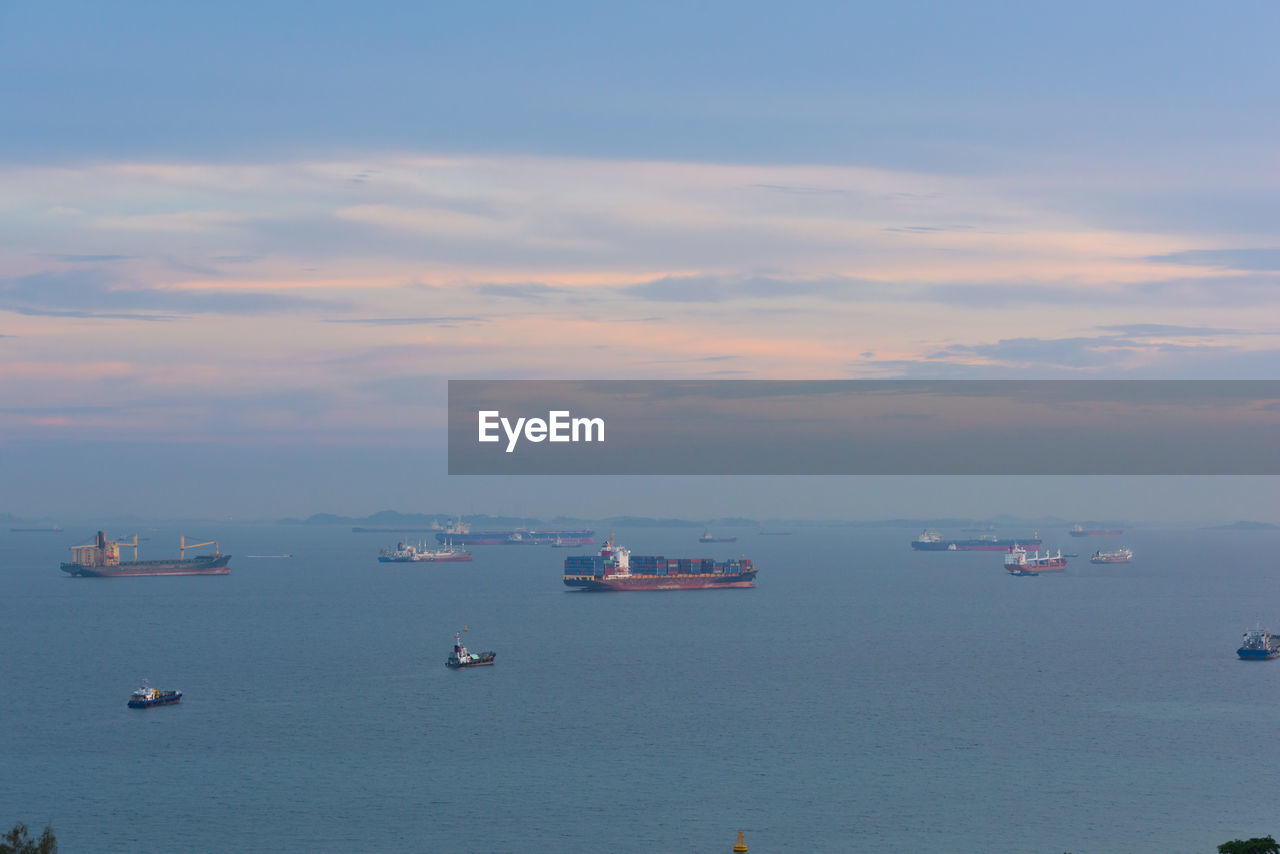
[61,531,230,577]
[434,519,594,546]
[1069,524,1124,537]
[913,529,1042,551]
[128,681,182,708]
[699,531,738,543]
[1004,545,1068,575]
[1237,626,1280,660]
[378,540,472,562]
[564,535,756,591]
[446,631,495,668]
[1089,547,1133,564]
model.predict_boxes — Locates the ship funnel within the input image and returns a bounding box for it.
[97,530,106,548]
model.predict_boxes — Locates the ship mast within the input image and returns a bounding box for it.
[180,535,220,559]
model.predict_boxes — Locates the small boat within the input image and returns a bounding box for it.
[551,536,584,549]
[128,681,182,708]
[1237,625,1280,660]
[1090,548,1133,564]
[446,631,495,668]
[699,531,738,543]
[246,554,293,559]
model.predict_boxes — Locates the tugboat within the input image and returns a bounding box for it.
[1090,547,1133,564]
[1237,625,1280,660]
[445,631,496,668]
[128,680,182,708]
[1003,545,1068,576]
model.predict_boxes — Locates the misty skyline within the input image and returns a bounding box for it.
[0,2,1276,522]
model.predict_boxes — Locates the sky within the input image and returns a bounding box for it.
[1,1,1277,521]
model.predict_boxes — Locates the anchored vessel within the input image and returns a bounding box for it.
[699,531,738,543]
[1237,626,1280,660]
[913,529,1042,551]
[378,540,472,562]
[1069,524,1124,537]
[446,631,496,668]
[433,518,594,546]
[128,682,182,708]
[62,531,230,577]
[1090,548,1133,564]
[564,535,756,591]
[1004,545,1068,575]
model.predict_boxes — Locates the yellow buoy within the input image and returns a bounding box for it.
[733,830,748,852]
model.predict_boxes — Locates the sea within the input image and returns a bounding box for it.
[2,523,1278,854]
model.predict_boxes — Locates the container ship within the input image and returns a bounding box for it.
[1089,548,1133,564]
[61,531,230,577]
[912,529,1041,551]
[1069,524,1124,537]
[1003,545,1068,575]
[564,535,756,591]
[434,519,593,546]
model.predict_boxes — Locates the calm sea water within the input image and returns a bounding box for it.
[2,523,1278,853]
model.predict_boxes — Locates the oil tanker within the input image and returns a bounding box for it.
[912,529,1042,551]
[61,531,230,577]
[563,535,756,591]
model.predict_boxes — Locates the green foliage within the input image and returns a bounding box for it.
[1219,836,1280,854]
[0,823,56,854]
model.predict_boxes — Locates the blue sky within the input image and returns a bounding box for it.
[0,1,1277,520]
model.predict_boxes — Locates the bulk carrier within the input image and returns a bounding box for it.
[61,531,230,577]
[1003,545,1068,575]
[563,535,756,591]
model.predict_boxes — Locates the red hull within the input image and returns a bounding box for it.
[582,577,756,591]
[1006,563,1067,573]
[68,566,230,577]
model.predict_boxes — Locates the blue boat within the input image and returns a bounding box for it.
[128,681,183,707]
[1237,626,1280,660]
